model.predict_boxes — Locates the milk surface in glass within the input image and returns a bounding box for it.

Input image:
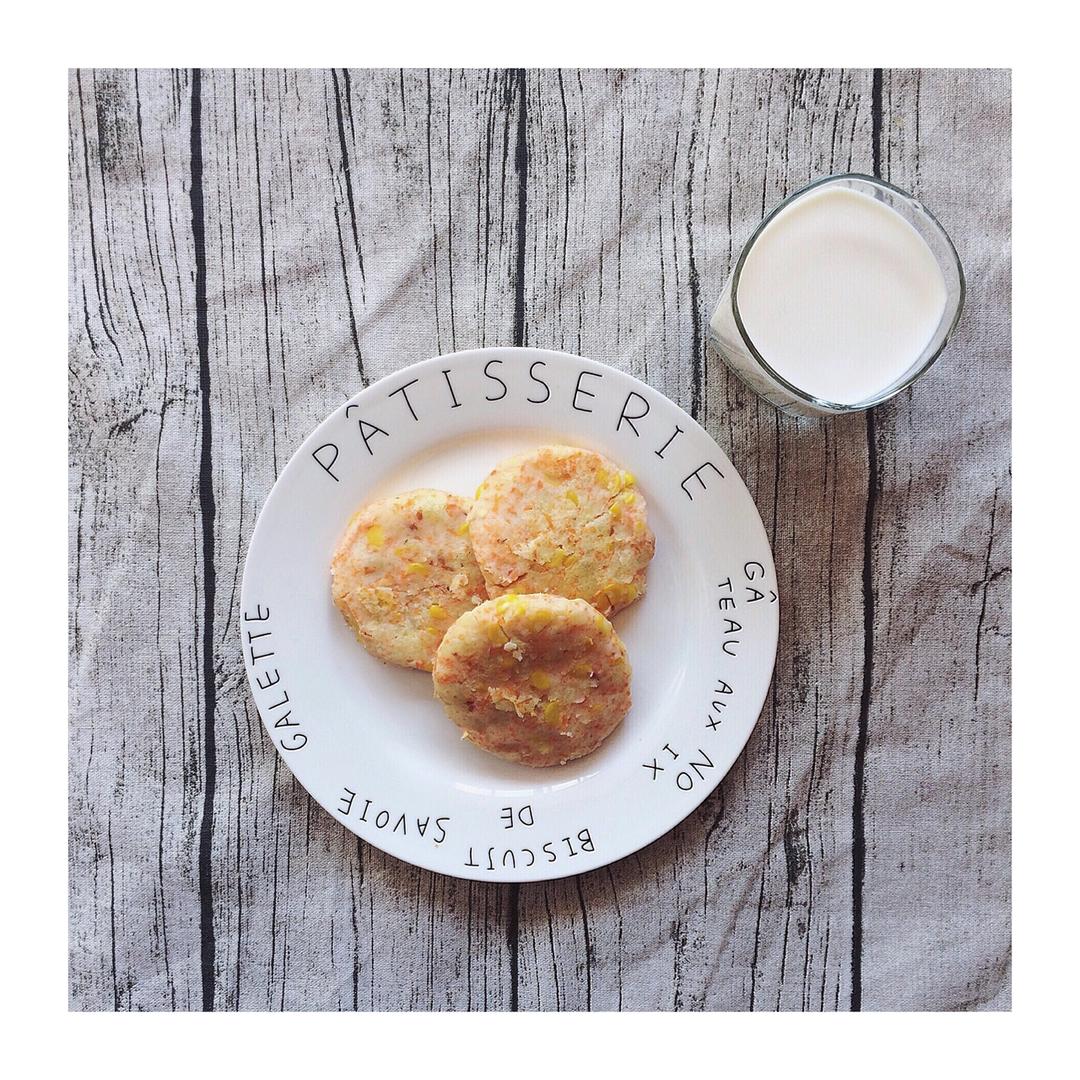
[714,185,949,408]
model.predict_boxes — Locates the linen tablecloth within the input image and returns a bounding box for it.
[69,68,1010,1010]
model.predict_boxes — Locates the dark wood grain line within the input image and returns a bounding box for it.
[748,799,772,1010]
[506,65,529,1012]
[231,706,244,1010]
[333,202,366,382]
[850,66,885,1013]
[615,106,624,352]
[445,74,458,351]
[513,68,528,349]
[190,66,218,1013]
[871,68,883,179]
[74,71,122,364]
[686,72,703,422]
[330,69,367,289]
[107,812,120,1010]
[973,483,1001,704]
[556,69,571,277]
[574,877,592,1010]
[249,75,280,473]
[133,72,175,337]
[425,70,443,356]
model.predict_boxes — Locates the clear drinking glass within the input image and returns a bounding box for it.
[708,174,965,418]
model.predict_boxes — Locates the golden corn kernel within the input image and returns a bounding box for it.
[494,594,527,622]
[565,489,580,507]
[485,621,509,645]
[362,586,395,612]
[569,661,593,679]
[475,484,484,500]
[454,520,470,536]
[365,524,385,550]
[605,469,635,493]
[547,548,567,567]
[543,701,562,725]
[529,671,553,691]
[406,562,429,575]
[609,501,623,520]
[428,604,448,620]
[601,582,638,607]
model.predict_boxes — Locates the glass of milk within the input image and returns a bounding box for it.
[709,174,964,417]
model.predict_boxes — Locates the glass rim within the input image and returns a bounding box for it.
[728,172,967,414]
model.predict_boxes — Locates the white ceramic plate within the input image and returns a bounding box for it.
[241,348,778,882]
